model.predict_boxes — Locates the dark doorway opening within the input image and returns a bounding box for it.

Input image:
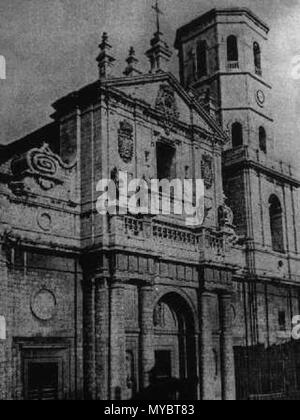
[27,362,59,401]
[15,338,70,400]
[153,293,198,400]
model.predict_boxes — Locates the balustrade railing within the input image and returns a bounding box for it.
[121,215,227,258]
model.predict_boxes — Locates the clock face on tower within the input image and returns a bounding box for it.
[256,89,265,107]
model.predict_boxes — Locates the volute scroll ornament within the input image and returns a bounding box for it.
[10,143,75,194]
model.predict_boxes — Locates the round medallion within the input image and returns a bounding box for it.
[256,90,265,107]
[37,212,52,232]
[31,289,57,321]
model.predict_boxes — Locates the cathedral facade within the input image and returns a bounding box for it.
[0,7,300,400]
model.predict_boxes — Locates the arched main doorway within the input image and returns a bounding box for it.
[152,293,198,400]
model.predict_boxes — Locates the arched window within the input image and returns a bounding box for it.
[259,126,267,153]
[227,35,239,62]
[254,42,262,75]
[269,195,284,253]
[197,41,208,78]
[232,122,243,148]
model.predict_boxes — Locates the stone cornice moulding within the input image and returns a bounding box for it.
[223,157,300,188]
[51,72,228,146]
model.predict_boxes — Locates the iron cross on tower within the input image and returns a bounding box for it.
[152,0,163,34]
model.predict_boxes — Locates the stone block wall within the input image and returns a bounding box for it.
[1,248,83,400]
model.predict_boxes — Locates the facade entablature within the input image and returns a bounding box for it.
[223,145,300,188]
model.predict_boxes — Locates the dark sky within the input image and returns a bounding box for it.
[1,0,300,168]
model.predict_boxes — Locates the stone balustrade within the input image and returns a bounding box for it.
[110,214,230,263]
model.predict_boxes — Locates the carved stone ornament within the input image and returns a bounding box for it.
[31,289,57,321]
[256,89,265,107]
[37,211,52,232]
[218,195,239,245]
[2,227,21,252]
[10,143,75,194]
[201,154,214,190]
[118,120,134,163]
[153,302,165,328]
[218,195,234,228]
[155,84,180,134]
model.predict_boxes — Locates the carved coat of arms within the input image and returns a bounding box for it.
[118,120,134,163]
[155,84,180,134]
[201,154,214,190]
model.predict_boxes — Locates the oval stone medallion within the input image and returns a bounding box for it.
[31,289,57,321]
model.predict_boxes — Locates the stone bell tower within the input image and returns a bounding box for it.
[175,8,300,279]
[175,8,273,155]
[174,7,300,362]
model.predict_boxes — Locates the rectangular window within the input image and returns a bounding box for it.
[156,142,176,180]
[197,41,207,78]
[278,311,286,331]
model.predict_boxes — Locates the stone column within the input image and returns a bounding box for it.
[139,284,155,390]
[109,282,126,400]
[0,244,8,400]
[83,278,96,400]
[220,294,236,401]
[95,277,109,400]
[0,203,11,400]
[200,291,215,400]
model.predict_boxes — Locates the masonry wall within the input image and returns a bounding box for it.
[2,249,83,400]
[0,245,9,400]
[233,279,300,347]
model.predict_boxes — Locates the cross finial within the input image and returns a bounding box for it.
[152,0,163,34]
[146,0,171,73]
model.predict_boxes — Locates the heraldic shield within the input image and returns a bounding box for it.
[118,120,134,164]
